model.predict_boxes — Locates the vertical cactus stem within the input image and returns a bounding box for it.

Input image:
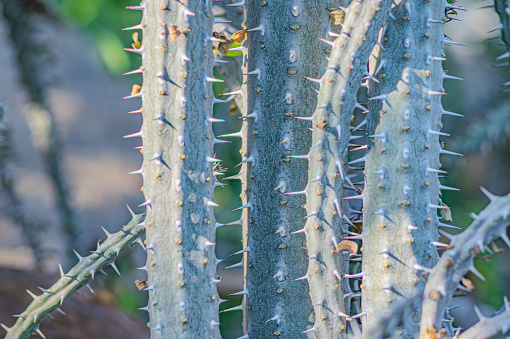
[363,1,444,336]
[240,0,352,337]
[139,1,219,338]
[297,0,391,337]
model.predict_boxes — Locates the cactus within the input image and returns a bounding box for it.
[2,212,146,339]
[124,1,222,337]
[361,1,455,336]
[225,1,351,337]
[299,0,391,336]
[6,1,510,339]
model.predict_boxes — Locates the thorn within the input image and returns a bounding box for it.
[432,241,450,248]
[305,77,321,84]
[428,203,449,209]
[344,194,364,200]
[479,186,499,201]
[343,272,364,278]
[73,249,83,261]
[206,156,222,162]
[439,184,460,191]
[443,73,463,81]
[35,328,46,339]
[122,24,144,31]
[428,129,450,136]
[266,314,281,324]
[1,324,9,332]
[247,25,265,35]
[235,156,254,168]
[126,4,145,10]
[209,117,225,123]
[291,227,306,235]
[439,149,463,156]
[126,204,136,218]
[26,289,38,299]
[138,305,150,312]
[443,38,466,46]
[320,38,335,47]
[232,202,252,212]
[295,275,309,281]
[231,246,250,256]
[123,68,143,75]
[221,304,243,313]
[204,240,216,248]
[111,262,122,276]
[302,327,316,333]
[469,264,486,281]
[230,289,248,296]
[496,51,510,61]
[123,130,143,139]
[139,199,152,207]
[427,167,447,174]
[473,305,486,322]
[285,190,306,196]
[214,58,229,64]
[206,77,224,83]
[224,260,243,270]
[214,19,231,24]
[437,221,461,230]
[289,154,309,159]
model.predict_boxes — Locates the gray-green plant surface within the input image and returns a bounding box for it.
[4,0,510,338]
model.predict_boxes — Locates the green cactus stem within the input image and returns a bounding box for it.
[420,190,510,337]
[125,1,222,337]
[361,0,452,336]
[297,0,391,336]
[2,213,146,339]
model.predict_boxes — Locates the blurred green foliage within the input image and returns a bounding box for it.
[49,0,141,74]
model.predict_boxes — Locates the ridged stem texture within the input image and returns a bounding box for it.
[362,0,445,336]
[300,1,390,337]
[420,192,510,337]
[0,0,77,255]
[130,1,220,337]
[232,1,342,337]
[2,213,146,339]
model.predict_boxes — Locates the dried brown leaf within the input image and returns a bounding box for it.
[169,26,180,41]
[330,10,345,25]
[231,29,247,43]
[439,200,452,222]
[337,240,358,255]
[134,279,147,290]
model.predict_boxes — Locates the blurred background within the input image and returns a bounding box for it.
[0,0,508,338]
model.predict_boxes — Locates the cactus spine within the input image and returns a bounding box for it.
[126,1,221,337]
[362,0,449,336]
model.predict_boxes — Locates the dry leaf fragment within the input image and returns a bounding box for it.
[439,200,452,222]
[135,279,147,290]
[461,277,475,291]
[337,240,358,255]
[492,241,504,254]
[131,84,142,96]
[474,255,491,262]
[169,26,180,41]
[231,28,247,43]
[330,10,345,25]
[132,32,141,49]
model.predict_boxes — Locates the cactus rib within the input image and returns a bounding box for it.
[301,0,391,336]
[134,1,221,337]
